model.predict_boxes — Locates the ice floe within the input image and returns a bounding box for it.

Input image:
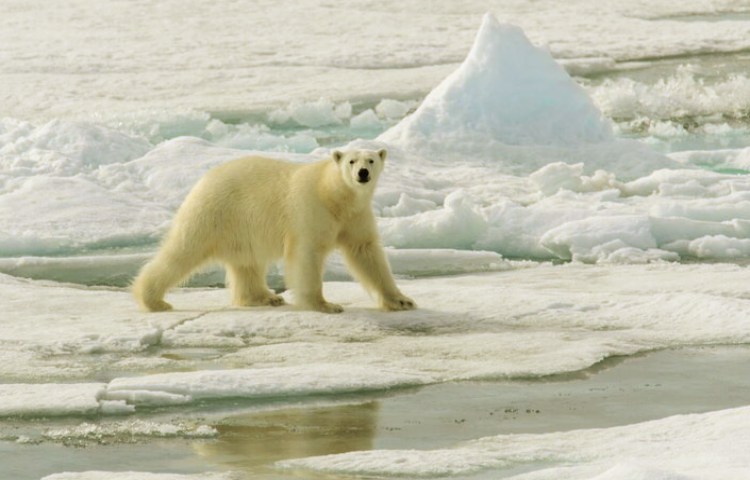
[0,383,106,417]
[3,261,750,417]
[104,365,430,407]
[41,473,233,480]
[43,420,217,442]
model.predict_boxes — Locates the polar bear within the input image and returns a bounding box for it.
[132,148,415,314]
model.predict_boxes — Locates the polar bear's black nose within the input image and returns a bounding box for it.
[358,169,370,182]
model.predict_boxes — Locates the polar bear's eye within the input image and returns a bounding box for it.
[349,160,355,165]
[369,160,374,164]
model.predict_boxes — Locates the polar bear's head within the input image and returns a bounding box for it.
[332,148,387,190]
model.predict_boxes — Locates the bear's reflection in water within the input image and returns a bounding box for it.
[194,402,379,473]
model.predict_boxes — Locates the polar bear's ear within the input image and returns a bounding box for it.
[332,150,344,163]
[378,148,387,161]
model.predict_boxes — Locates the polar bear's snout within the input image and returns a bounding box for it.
[357,168,370,183]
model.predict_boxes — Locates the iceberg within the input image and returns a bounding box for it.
[382,14,612,147]
[379,13,677,178]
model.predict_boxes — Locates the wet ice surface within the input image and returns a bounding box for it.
[3,1,750,479]
[280,346,750,479]
[4,346,750,479]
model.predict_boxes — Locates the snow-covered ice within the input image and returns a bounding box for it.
[3,262,750,417]
[104,365,430,407]
[0,383,106,417]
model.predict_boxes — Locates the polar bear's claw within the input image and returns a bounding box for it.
[382,294,417,311]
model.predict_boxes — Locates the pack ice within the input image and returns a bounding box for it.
[3,14,750,270]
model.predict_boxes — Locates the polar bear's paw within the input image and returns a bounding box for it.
[318,301,344,314]
[381,293,416,312]
[146,300,174,312]
[234,292,286,308]
[266,293,286,306]
[298,301,343,314]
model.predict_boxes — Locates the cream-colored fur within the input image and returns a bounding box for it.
[132,148,415,314]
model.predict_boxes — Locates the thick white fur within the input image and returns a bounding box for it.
[132,148,416,314]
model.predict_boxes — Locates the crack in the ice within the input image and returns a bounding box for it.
[142,310,217,350]
[165,310,214,331]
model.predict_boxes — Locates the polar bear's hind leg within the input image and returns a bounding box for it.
[132,238,211,312]
[226,262,285,307]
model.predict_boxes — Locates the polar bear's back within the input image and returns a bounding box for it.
[167,155,303,263]
[207,155,298,198]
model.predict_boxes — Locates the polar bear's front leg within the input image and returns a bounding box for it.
[340,241,416,311]
[285,244,343,314]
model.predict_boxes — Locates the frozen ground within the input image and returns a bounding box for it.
[3,1,750,479]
